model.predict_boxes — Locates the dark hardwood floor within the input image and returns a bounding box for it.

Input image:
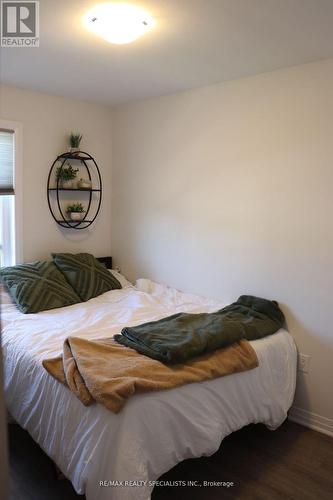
[8,420,333,500]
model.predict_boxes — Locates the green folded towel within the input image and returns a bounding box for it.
[114,295,285,364]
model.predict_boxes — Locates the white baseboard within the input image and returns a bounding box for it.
[288,406,333,438]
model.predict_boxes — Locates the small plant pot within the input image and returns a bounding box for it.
[61,179,74,189]
[77,179,92,189]
[69,147,80,155]
[69,211,86,221]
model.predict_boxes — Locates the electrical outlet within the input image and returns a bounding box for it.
[298,353,310,373]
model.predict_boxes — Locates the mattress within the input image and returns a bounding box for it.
[1,278,297,500]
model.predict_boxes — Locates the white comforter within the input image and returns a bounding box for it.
[1,278,297,500]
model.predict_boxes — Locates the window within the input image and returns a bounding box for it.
[0,130,16,266]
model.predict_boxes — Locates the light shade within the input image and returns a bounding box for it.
[0,130,14,195]
[83,3,155,45]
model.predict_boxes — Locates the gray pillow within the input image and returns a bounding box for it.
[0,260,81,314]
[52,253,121,301]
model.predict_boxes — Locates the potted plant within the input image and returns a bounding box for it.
[66,203,86,221]
[69,133,83,154]
[77,178,92,189]
[56,163,79,189]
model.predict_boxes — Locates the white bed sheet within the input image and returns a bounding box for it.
[1,279,297,500]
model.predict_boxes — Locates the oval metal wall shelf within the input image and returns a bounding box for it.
[47,151,102,230]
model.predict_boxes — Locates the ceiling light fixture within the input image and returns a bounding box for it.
[83,3,155,45]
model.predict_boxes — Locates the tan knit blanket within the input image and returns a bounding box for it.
[42,337,258,413]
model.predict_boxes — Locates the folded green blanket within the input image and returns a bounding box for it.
[114,295,285,364]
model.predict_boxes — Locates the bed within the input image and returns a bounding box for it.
[1,272,297,500]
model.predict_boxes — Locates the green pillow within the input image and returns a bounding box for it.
[0,261,81,314]
[52,253,121,301]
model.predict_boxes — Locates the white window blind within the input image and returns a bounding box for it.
[0,130,14,195]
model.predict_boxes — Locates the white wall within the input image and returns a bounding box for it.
[112,59,333,428]
[0,85,113,262]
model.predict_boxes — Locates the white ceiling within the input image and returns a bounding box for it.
[1,0,333,105]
